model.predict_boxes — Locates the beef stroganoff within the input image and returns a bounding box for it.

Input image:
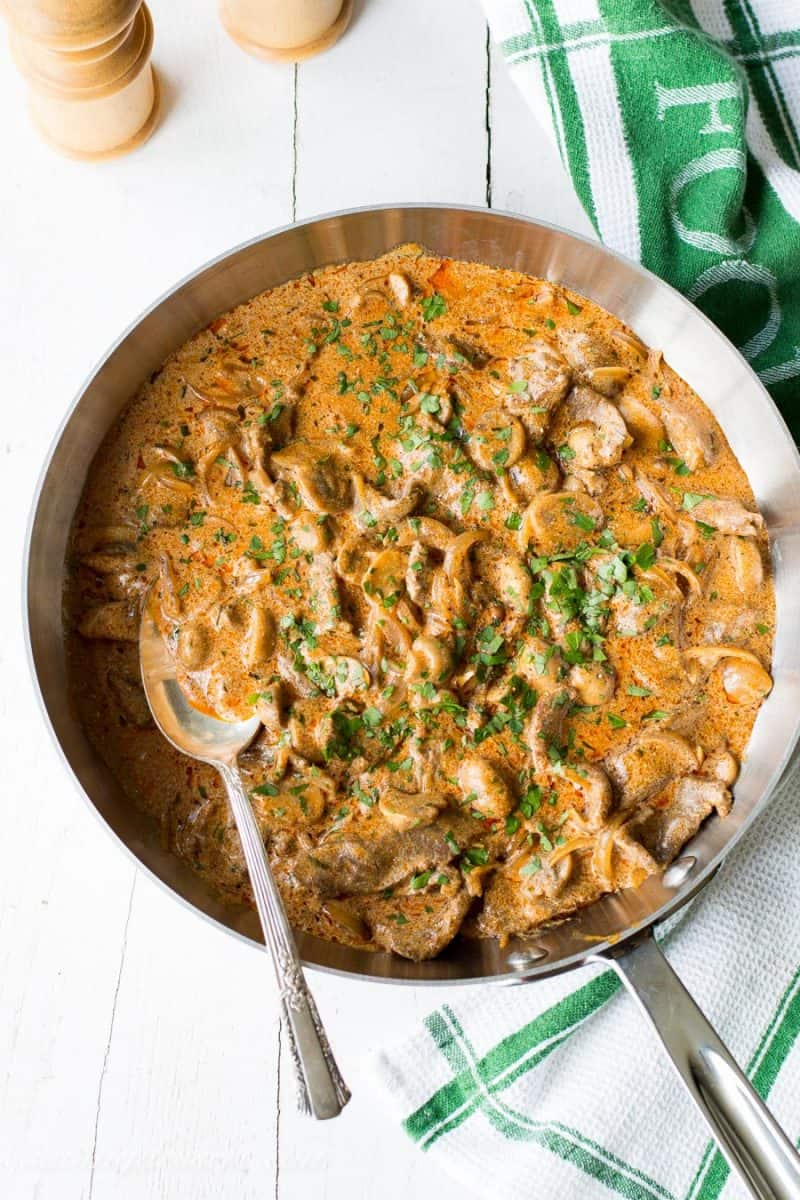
[65,246,774,961]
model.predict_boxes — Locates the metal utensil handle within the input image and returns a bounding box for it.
[219,762,350,1120]
[607,931,800,1200]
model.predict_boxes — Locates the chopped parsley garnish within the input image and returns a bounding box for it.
[420,293,447,321]
[170,460,195,479]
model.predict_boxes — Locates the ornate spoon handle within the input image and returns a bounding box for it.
[219,761,350,1119]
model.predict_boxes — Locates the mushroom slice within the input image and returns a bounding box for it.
[288,706,331,763]
[634,470,679,518]
[317,655,370,699]
[243,606,276,668]
[558,330,629,396]
[270,441,351,514]
[443,530,486,577]
[512,637,562,693]
[507,451,560,501]
[683,644,765,676]
[177,619,214,670]
[335,533,375,583]
[277,652,320,699]
[75,524,140,557]
[589,366,631,396]
[721,659,773,705]
[141,445,198,496]
[396,516,456,552]
[616,394,666,451]
[561,763,613,831]
[568,663,616,706]
[658,396,715,471]
[429,532,485,630]
[728,537,764,594]
[77,601,138,642]
[654,557,703,599]
[468,411,526,473]
[345,271,414,319]
[251,681,286,739]
[195,405,239,456]
[591,812,660,889]
[700,745,739,787]
[362,547,408,608]
[690,496,764,538]
[405,542,434,607]
[106,666,153,728]
[497,556,534,616]
[458,756,513,819]
[612,329,648,360]
[388,271,412,307]
[610,567,681,638]
[322,901,370,943]
[308,553,342,634]
[378,789,447,832]
[351,473,423,530]
[520,490,603,553]
[186,355,267,405]
[558,386,630,470]
[291,513,330,553]
[405,635,453,685]
[79,547,141,577]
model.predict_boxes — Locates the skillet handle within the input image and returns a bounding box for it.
[606,930,800,1200]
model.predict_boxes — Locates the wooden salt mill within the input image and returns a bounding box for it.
[219,0,353,63]
[3,0,159,159]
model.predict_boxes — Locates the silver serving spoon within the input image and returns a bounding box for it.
[139,592,350,1119]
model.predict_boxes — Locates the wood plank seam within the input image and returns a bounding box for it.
[291,64,299,222]
[87,872,137,1200]
[485,22,493,208]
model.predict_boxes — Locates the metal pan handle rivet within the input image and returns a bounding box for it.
[663,855,698,888]
[508,947,548,970]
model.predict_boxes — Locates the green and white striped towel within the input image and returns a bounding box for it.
[374,759,800,1200]
[373,5,800,1193]
[482,0,800,441]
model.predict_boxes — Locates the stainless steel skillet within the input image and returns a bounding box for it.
[25,206,800,1196]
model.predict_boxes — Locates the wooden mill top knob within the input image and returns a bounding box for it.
[3,0,143,51]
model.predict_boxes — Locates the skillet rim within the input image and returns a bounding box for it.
[23,201,800,986]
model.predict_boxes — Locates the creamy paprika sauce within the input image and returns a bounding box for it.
[65,246,774,960]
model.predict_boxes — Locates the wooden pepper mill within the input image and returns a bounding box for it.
[3,0,159,159]
[219,0,353,63]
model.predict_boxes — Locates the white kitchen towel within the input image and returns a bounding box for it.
[374,757,800,1199]
[477,0,800,443]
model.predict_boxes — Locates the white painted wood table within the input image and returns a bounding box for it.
[0,3,593,1196]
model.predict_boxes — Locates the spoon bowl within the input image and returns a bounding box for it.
[139,600,260,764]
[139,589,350,1120]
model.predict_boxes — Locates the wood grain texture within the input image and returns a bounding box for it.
[0,1,587,1196]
